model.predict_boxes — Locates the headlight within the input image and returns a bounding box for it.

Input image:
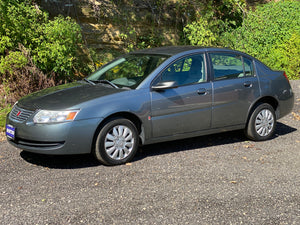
[33,110,79,124]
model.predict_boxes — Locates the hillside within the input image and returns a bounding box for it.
[38,0,270,61]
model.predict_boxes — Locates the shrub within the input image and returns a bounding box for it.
[268,33,300,80]
[0,106,11,133]
[0,0,93,114]
[221,0,300,79]
[183,0,246,46]
[0,0,88,82]
[0,50,28,74]
[0,45,56,109]
[31,16,84,80]
[183,17,217,46]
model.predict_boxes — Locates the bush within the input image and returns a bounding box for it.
[221,0,300,79]
[0,0,88,81]
[183,0,246,46]
[0,0,94,113]
[0,106,11,133]
[31,16,84,80]
[0,45,56,109]
[267,33,300,80]
[183,17,217,46]
[0,50,27,74]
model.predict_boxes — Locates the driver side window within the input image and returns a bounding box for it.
[160,54,205,86]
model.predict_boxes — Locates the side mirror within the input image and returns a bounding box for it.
[151,81,178,91]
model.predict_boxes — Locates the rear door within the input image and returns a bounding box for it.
[209,52,260,128]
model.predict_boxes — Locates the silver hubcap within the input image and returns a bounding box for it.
[104,125,134,160]
[255,109,274,136]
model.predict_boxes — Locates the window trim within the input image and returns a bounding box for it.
[151,53,208,88]
[242,56,256,77]
[208,52,256,81]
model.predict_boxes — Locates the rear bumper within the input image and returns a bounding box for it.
[277,88,294,119]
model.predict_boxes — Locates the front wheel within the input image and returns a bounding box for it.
[94,118,139,166]
[245,103,276,141]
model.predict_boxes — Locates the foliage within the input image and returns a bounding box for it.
[0,45,56,131]
[0,106,11,132]
[183,0,246,46]
[116,0,247,50]
[31,16,84,80]
[183,17,217,46]
[0,0,87,81]
[0,45,56,109]
[120,26,163,52]
[266,33,300,80]
[0,50,28,74]
[0,0,94,117]
[221,0,300,79]
[84,0,174,52]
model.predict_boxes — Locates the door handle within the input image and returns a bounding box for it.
[197,88,207,95]
[243,81,252,88]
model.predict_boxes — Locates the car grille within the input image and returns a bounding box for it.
[9,105,35,123]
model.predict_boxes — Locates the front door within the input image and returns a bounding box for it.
[150,54,212,138]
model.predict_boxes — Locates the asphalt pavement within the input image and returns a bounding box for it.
[0,81,299,224]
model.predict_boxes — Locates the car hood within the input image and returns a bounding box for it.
[17,81,126,110]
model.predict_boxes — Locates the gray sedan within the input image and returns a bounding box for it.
[6,46,294,165]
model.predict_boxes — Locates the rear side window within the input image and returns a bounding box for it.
[209,53,244,80]
[243,57,254,77]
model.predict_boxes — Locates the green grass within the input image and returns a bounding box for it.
[0,106,11,132]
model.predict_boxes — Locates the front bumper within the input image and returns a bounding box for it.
[6,114,102,155]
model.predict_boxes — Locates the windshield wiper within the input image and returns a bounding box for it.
[96,80,119,89]
[83,78,95,85]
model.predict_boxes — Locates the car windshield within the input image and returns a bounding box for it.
[87,54,169,89]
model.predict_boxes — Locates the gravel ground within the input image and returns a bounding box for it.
[0,81,299,225]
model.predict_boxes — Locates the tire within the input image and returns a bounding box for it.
[94,118,139,166]
[245,103,276,141]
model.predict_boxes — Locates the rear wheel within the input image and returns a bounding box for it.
[94,118,139,165]
[245,103,276,141]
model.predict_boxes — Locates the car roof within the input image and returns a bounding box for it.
[129,46,238,56]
